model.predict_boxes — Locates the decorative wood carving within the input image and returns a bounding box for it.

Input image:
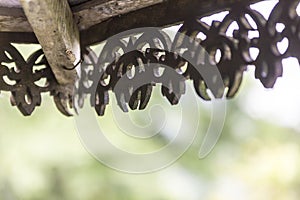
[0,0,298,116]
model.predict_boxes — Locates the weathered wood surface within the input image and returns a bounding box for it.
[0,0,262,44]
[0,0,22,8]
[0,0,163,32]
[0,15,31,32]
[0,6,30,32]
[72,0,163,30]
[81,0,262,46]
[20,0,79,85]
[0,0,90,7]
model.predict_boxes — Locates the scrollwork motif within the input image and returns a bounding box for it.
[1,0,300,116]
[0,43,74,116]
[76,0,300,116]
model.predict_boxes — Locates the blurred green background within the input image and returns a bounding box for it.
[2,1,300,199]
[2,5,300,197]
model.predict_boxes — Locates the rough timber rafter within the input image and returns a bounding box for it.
[20,0,80,85]
[0,0,163,33]
[0,0,261,45]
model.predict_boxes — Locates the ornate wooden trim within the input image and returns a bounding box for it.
[0,43,73,116]
[0,0,298,116]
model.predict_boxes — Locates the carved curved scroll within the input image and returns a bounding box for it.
[0,43,73,116]
[76,0,300,116]
[1,0,300,116]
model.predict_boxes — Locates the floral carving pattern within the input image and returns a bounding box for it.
[1,0,299,116]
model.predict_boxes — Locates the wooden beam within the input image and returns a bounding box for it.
[0,0,90,8]
[0,7,32,32]
[72,0,163,30]
[1,0,263,44]
[0,32,38,44]
[0,0,163,32]
[80,0,262,46]
[20,0,80,85]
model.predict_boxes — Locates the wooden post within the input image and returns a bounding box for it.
[20,0,80,85]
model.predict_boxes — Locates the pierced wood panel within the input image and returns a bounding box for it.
[0,0,299,116]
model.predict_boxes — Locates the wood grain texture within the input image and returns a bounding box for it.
[0,6,31,32]
[1,0,262,44]
[20,0,79,85]
[0,0,22,8]
[72,0,163,30]
[0,0,89,8]
[0,15,31,31]
[0,0,163,32]
[80,0,262,46]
